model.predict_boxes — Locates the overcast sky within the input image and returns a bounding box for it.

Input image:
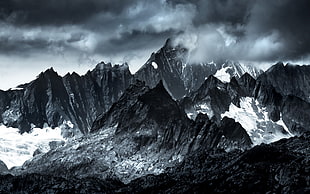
[0,0,309,89]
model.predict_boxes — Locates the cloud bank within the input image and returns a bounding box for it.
[0,0,309,88]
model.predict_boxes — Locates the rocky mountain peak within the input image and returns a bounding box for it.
[37,67,59,79]
[266,61,285,73]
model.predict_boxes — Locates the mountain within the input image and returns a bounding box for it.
[13,80,251,185]
[181,67,310,144]
[0,63,133,135]
[252,63,310,134]
[257,62,310,103]
[0,38,262,135]
[0,39,309,192]
[135,39,262,99]
[213,60,262,83]
[122,132,310,193]
[1,132,309,193]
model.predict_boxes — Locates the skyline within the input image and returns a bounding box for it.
[0,0,309,89]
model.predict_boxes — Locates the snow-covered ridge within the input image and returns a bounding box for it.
[214,61,262,83]
[214,66,232,83]
[222,97,292,145]
[0,124,66,169]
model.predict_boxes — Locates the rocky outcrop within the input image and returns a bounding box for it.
[134,39,188,99]
[182,75,247,120]
[251,63,310,133]
[0,63,133,134]
[258,62,310,103]
[92,80,192,151]
[0,160,8,174]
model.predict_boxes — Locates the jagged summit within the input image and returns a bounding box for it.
[37,67,59,78]
[0,62,134,134]
[1,41,310,193]
[135,39,262,99]
[265,61,285,73]
[258,62,310,103]
[95,61,112,69]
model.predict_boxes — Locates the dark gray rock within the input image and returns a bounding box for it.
[135,39,261,100]
[258,62,310,103]
[0,63,133,134]
[0,160,8,174]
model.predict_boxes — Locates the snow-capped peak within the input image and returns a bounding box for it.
[214,61,263,83]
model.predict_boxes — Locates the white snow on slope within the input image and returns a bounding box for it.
[214,66,232,82]
[151,62,158,69]
[222,97,292,145]
[0,124,65,169]
[214,62,262,83]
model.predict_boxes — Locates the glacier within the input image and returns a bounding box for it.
[0,124,65,169]
[222,97,293,145]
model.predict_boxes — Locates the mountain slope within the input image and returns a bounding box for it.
[14,80,251,183]
[0,63,133,134]
[2,132,308,193]
[0,39,262,134]
[135,39,262,99]
[258,62,310,103]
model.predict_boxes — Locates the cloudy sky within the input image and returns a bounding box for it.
[0,0,309,89]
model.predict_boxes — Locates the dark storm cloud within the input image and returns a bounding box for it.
[0,0,137,25]
[98,30,173,54]
[245,0,310,60]
[0,0,309,68]
[168,0,251,26]
[169,0,310,62]
[0,0,195,57]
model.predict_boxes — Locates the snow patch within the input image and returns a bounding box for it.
[0,124,65,169]
[151,62,158,69]
[221,97,292,145]
[9,87,24,91]
[186,102,214,120]
[214,66,232,83]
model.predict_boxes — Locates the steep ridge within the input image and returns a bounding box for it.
[134,39,188,99]
[0,39,262,135]
[258,62,310,103]
[1,133,308,193]
[214,60,262,83]
[182,71,299,144]
[0,63,133,134]
[122,132,310,193]
[135,39,262,99]
[14,80,251,184]
[252,63,310,134]
[182,75,243,120]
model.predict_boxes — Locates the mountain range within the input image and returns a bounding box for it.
[0,39,309,193]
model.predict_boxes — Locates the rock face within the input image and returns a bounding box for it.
[1,133,309,193]
[14,80,252,185]
[182,75,245,120]
[0,63,133,134]
[253,63,310,133]
[92,80,192,151]
[135,39,188,99]
[258,62,310,103]
[0,160,8,174]
[122,132,310,193]
[0,39,262,134]
[135,39,262,99]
